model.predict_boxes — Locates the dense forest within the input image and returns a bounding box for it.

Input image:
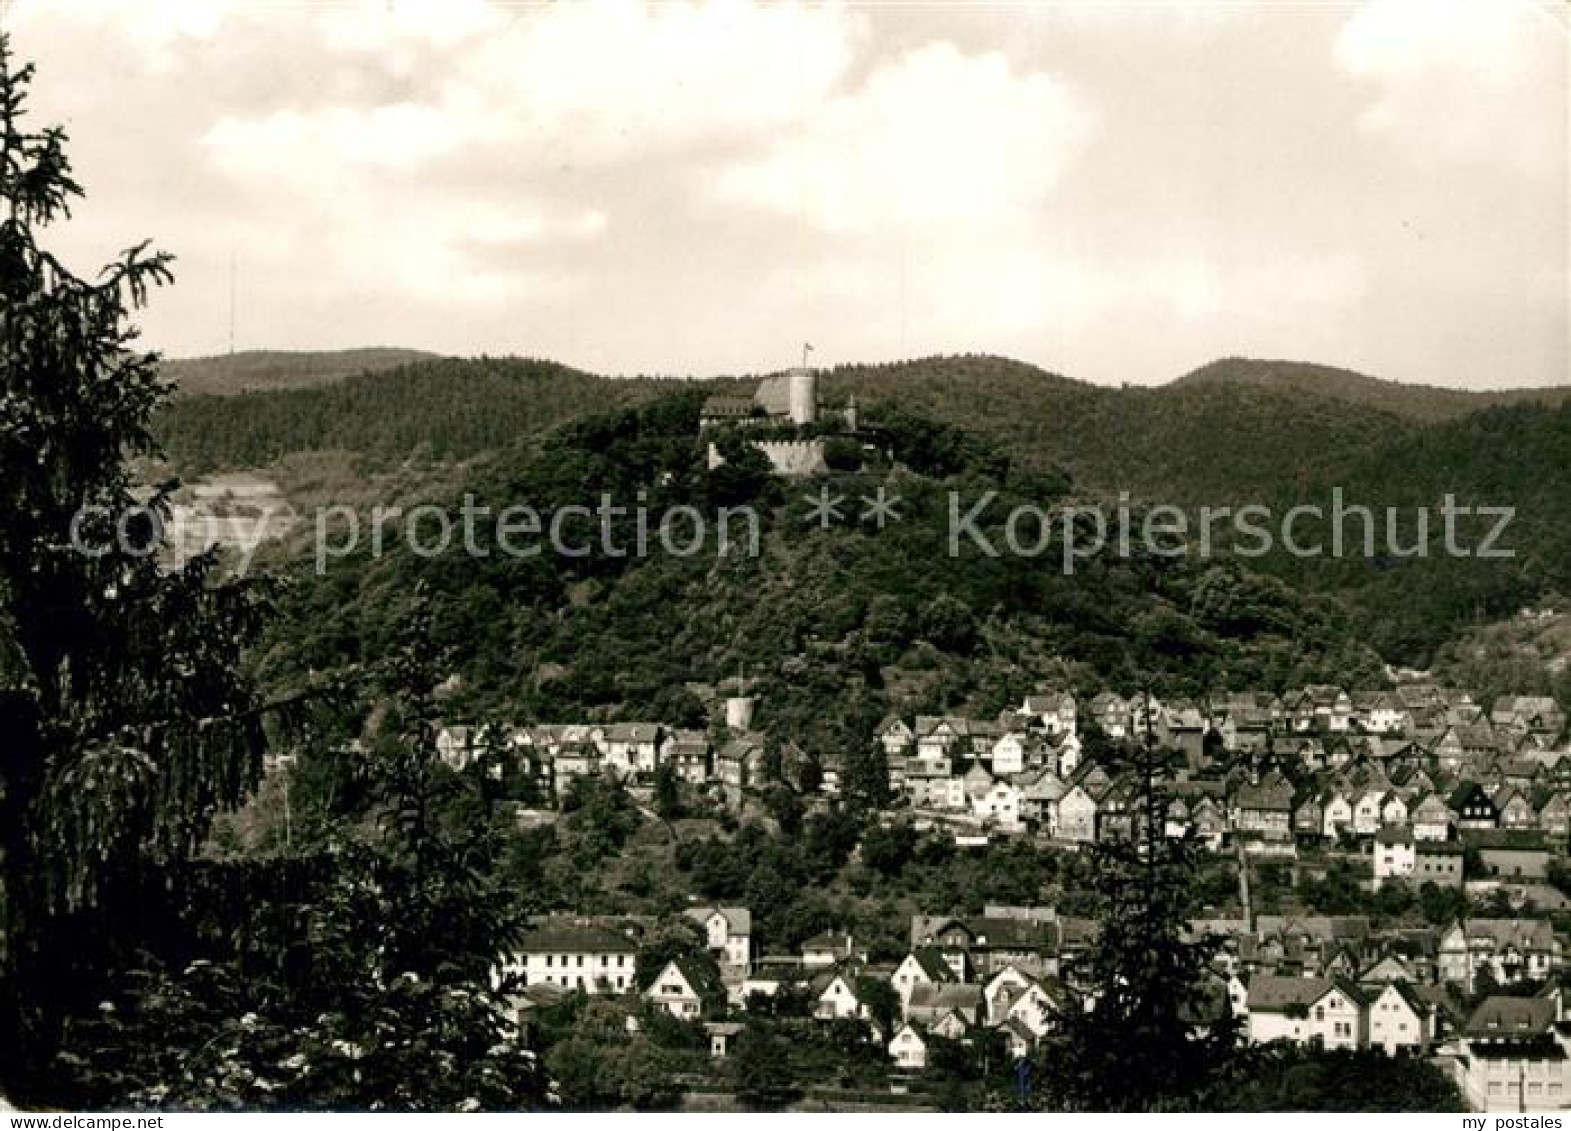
[157,351,1571,674]
[257,391,1393,758]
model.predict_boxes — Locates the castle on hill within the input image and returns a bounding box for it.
[699,366,859,477]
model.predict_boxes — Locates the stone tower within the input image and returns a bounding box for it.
[788,366,817,426]
[725,694,756,732]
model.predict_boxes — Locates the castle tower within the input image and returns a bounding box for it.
[788,366,817,426]
[725,695,756,732]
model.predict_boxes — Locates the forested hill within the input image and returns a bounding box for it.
[156,351,1571,670]
[161,348,438,397]
[155,350,1567,505]
[267,391,1387,745]
[1173,357,1570,424]
[156,357,671,470]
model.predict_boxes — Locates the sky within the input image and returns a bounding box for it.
[2,0,1566,388]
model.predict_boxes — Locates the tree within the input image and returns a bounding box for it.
[1038,721,1238,1110]
[547,1000,681,1111]
[57,592,550,1110]
[730,1022,800,1109]
[843,742,891,811]
[652,761,681,820]
[0,36,282,1099]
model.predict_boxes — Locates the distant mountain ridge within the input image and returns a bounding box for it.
[1174,357,1569,423]
[161,348,439,397]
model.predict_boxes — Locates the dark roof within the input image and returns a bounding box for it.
[1465,995,1556,1039]
[1247,975,1363,1012]
[517,924,637,954]
[701,395,759,418]
[1463,828,1549,852]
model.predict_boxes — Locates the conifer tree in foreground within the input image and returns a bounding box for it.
[0,34,275,1100]
[1037,700,1238,1110]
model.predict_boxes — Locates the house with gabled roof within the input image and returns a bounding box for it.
[661,729,712,783]
[602,723,663,778]
[1293,792,1323,839]
[1056,784,1098,843]
[1408,791,1453,841]
[893,948,956,1004]
[1018,768,1067,831]
[1321,790,1354,838]
[887,1021,929,1069]
[877,716,915,758]
[1234,772,1294,840]
[644,957,718,1020]
[1535,790,1571,840]
[1049,731,1084,777]
[813,965,878,1025]
[905,982,984,1028]
[1440,919,1563,986]
[1451,780,1499,830]
[1373,825,1416,888]
[803,932,864,969]
[1022,691,1077,737]
[914,716,968,763]
[1455,992,1571,1112]
[685,906,752,971]
[1366,981,1432,1054]
[500,922,638,994]
[1245,974,1366,1049]
[1494,785,1539,830]
[1492,696,1567,742]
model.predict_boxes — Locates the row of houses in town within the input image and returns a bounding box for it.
[432,681,1565,821]
[496,895,1571,1107]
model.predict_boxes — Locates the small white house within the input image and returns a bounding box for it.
[888,1023,928,1069]
[1372,825,1416,889]
[644,959,707,1020]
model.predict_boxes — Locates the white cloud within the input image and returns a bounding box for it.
[714,42,1093,233]
[1334,0,1566,172]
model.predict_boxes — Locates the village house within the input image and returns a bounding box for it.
[877,716,915,759]
[1494,786,1539,830]
[686,906,752,971]
[1469,830,1552,881]
[1022,692,1078,737]
[644,958,714,1020]
[974,779,1025,830]
[1321,791,1355,839]
[1414,841,1466,889]
[1246,974,1366,1050]
[1456,993,1571,1112]
[802,932,864,969]
[499,924,638,994]
[813,968,875,1025]
[661,729,712,783]
[1018,768,1067,831]
[601,723,662,778]
[1439,919,1563,986]
[888,1022,929,1069]
[1372,825,1416,889]
[1492,696,1567,743]
[1234,774,1294,840]
[1056,784,1099,843]
[905,982,985,1028]
[1451,781,1500,831]
[893,949,956,1003]
[1088,692,1131,738]
[1409,792,1453,841]
[1537,791,1571,839]
[1365,981,1431,1054]
[436,724,478,771]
